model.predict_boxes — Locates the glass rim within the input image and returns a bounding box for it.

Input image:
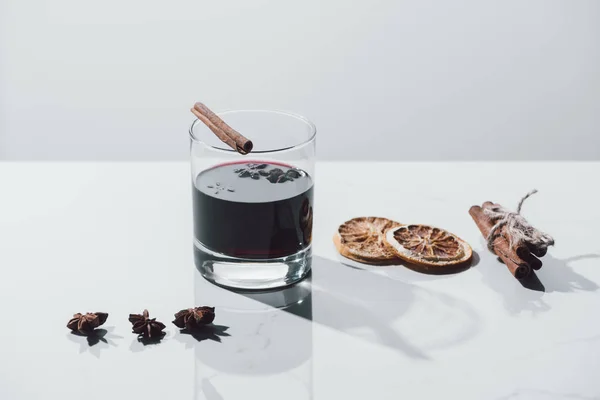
[189,109,317,154]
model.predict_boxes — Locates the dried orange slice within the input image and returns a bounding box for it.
[333,217,402,264]
[385,224,472,269]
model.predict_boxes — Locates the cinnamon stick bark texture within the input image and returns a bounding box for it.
[469,206,531,279]
[481,202,543,270]
[191,102,253,155]
[191,107,237,151]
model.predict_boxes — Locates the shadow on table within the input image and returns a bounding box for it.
[129,331,169,352]
[230,256,480,361]
[476,244,599,314]
[66,327,122,358]
[191,271,314,399]
[308,256,428,359]
[191,255,481,399]
[172,325,231,350]
[536,253,600,293]
[305,256,480,359]
[346,251,480,283]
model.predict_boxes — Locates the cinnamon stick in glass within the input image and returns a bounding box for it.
[469,205,532,279]
[191,102,253,155]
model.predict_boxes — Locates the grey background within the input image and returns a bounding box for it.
[0,0,598,161]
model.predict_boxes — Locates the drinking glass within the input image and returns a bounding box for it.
[190,110,316,290]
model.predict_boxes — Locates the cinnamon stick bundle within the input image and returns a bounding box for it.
[469,205,532,279]
[470,191,554,281]
[191,102,253,154]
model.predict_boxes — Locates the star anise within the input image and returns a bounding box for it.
[266,168,302,183]
[67,312,109,335]
[128,309,166,339]
[234,163,269,179]
[172,306,215,330]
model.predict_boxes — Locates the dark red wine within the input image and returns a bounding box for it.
[193,161,314,259]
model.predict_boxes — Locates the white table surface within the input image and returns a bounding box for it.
[1,162,599,400]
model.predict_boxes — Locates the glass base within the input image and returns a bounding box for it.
[194,240,312,290]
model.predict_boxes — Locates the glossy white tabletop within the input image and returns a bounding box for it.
[1,162,599,400]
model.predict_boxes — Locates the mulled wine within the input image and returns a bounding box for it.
[193,161,314,259]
